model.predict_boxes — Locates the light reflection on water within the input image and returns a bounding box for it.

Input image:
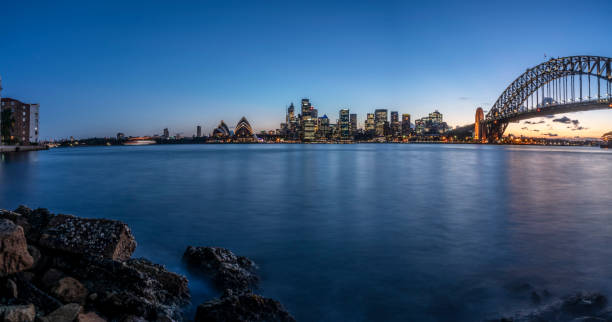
[1,144,611,321]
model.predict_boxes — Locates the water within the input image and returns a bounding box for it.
[1,144,612,321]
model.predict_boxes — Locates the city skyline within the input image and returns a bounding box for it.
[1,0,611,139]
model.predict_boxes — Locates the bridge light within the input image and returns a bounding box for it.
[609,103,612,108]
[537,108,541,112]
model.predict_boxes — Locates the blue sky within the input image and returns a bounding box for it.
[1,0,611,139]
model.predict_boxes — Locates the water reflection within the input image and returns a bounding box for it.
[0,145,611,321]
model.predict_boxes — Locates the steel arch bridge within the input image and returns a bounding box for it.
[477,56,612,141]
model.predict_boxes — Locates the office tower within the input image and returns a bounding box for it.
[302,115,316,141]
[401,114,411,136]
[286,103,295,124]
[365,113,375,132]
[0,98,39,145]
[163,128,170,139]
[350,114,357,135]
[374,109,388,136]
[339,109,350,140]
[317,115,330,139]
[301,98,312,117]
[196,125,202,138]
[390,111,400,137]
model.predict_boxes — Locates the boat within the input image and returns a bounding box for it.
[123,137,157,146]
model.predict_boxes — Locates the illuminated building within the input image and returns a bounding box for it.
[474,107,485,141]
[365,113,375,133]
[374,109,388,136]
[317,115,330,139]
[401,114,411,136]
[350,113,357,135]
[390,111,400,137]
[212,120,231,138]
[0,97,39,144]
[415,110,448,136]
[234,116,256,142]
[339,109,350,140]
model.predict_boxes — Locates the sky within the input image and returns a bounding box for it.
[1,0,611,139]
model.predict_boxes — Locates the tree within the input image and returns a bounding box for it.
[1,108,14,144]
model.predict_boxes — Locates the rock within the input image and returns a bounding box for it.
[570,317,606,322]
[2,278,18,298]
[183,246,258,292]
[195,292,295,322]
[14,275,63,314]
[41,268,65,289]
[40,303,82,322]
[77,311,107,322]
[26,245,42,270]
[52,277,88,303]
[39,214,136,261]
[0,219,34,276]
[0,304,36,322]
[62,256,189,320]
[15,207,54,243]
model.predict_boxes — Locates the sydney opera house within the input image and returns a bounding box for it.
[211,117,256,142]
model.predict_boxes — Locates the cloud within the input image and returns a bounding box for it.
[571,126,588,131]
[545,115,555,118]
[521,127,528,130]
[553,116,582,129]
[553,116,572,124]
[543,133,558,137]
[524,120,545,125]
[458,97,470,100]
[532,129,540,132]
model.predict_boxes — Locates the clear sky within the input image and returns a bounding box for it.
[1,0,611,139]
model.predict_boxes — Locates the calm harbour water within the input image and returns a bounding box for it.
[1,144,612,321]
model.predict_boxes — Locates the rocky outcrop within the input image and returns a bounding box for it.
[0,303,36,322]
[39,214,136,260]
[0,219,34,276]
[195,291,296,322]
[183,246,258,292]
[0,206,190,321]
[0,205,294,321]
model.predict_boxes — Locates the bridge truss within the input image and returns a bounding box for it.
[485,56,612,140]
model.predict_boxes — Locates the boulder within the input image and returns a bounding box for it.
[41,268,65,289]
[52,277,88,303]
[39,214,136,260]
[195,292,295,322]
[2,278,18,298]
[14,207,54,243]
[0,219,34,276]
[0,304,36,322]
[40,303,82,322]
[183,246,258,292]
[77,311,107,322]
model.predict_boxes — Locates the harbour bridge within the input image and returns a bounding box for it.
[461,56,612,142]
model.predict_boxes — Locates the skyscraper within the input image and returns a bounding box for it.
[163,128,170,139]
[401,114,411,136]
[350,114,357,135]
[196,125,202,138]
[365,113,375,133]
[339,109,350,140]
[390,111,400,137]
[286,103,295,124]
[374,109,388,137]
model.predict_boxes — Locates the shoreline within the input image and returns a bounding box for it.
[0,145,48,153]
[0,206,295,321]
